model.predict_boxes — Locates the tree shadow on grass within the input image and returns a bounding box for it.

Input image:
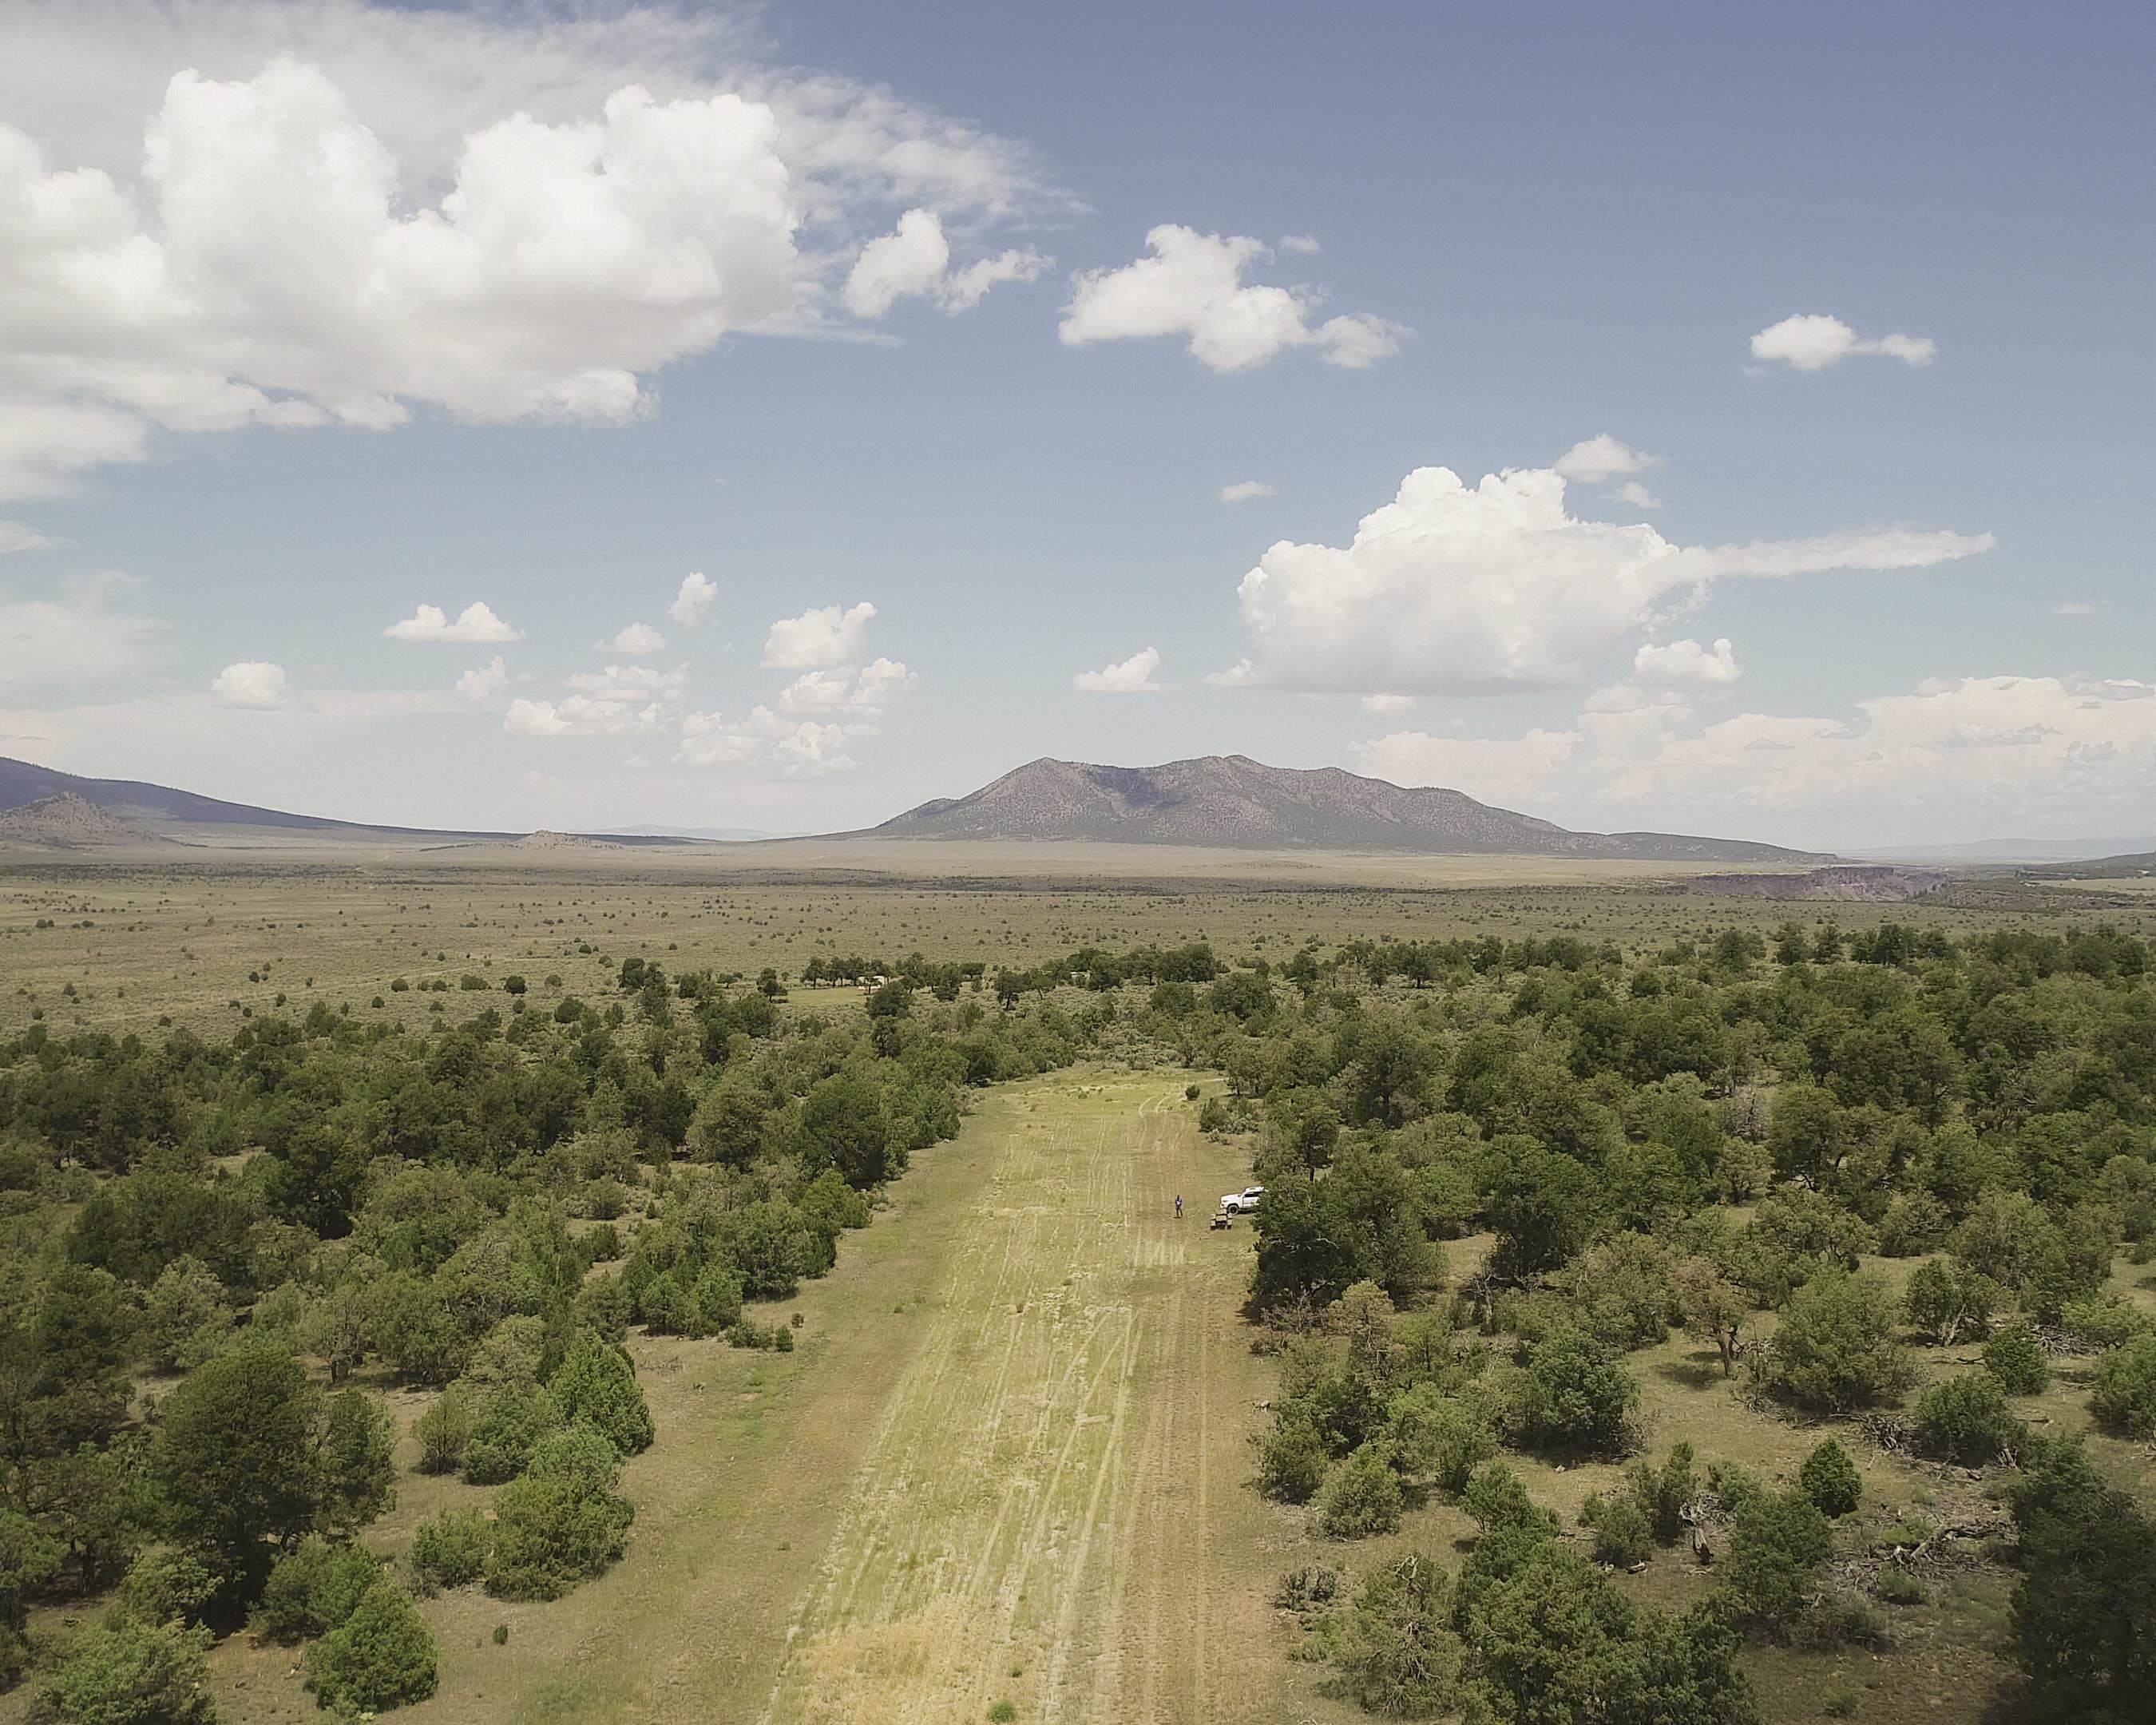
[1650,1348,1726,1393]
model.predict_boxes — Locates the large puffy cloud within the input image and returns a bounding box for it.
[842,207,1046,316]
[0,2,1068,495]
[1351,673,2156,829]
[384,601,521,643]
[0,61,797,448]
[209,660,302,709]
[1219,464,1992,694]
[1750,314,1936,371]
[1073,647,1171,693]
[1060,225,1407,372]
[763,601,875,670]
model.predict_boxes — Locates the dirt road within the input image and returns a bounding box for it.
[758,1074,1287,1725]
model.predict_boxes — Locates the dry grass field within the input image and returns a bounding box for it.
[6,846,2142,1041]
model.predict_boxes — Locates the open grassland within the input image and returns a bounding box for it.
[3,852,2142,1040]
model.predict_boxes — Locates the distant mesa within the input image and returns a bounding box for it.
[513,830,626,851]
[0,791,169,850]
[863,755,1819,862]
[1682,865,1944,902]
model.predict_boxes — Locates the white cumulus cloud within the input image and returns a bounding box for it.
[0,587,160,691]
[452,656,507,708]
[1219,480,1274,504]
[1073,646,1171,693]
[1750,314,1937,371]
[668,571,717,627]
[1361,693,1417,716]
[597,622,667,655]
[503,663,685,739]
[0,1,1072,494]
[1059,224,1407,372]
[1219,462,1991,694]
[842,207,1047,317]
[1613,481,1663,510]
[1553,434,1657,483]
[384,601,522,644]
[210,660,301,709]
[1632,637,1742,688]
[1350,673,2156,830]
[763,601,876,670]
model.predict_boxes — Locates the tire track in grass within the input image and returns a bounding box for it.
[760,1073,1271,1725]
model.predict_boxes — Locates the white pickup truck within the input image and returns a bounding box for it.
[1219,1185,1264,1215]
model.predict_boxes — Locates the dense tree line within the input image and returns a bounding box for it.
[1161,921,2156,1722]
[0,957,1088,1720]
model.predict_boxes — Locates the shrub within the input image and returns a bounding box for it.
[1755,1269,1913,1413]
[2089,1334,2156,1438]
[1902,1258,1999,1345]
[1911,1373,2025,1465]
[1314,1550,1461,1718]
[1510,1326,1638,1455]
[1314,1443,1403,1539]
[1460,1463,1556,1538]
[485,1425,635,1601]
[113,1547,220,1628]
[1254,1416,1331,1505]
[1582,1492,1653,1567]
[1797,1439,1862,1518]
[411,1508,493,1591]
[1382,1383,1496,1494]
[414,1384,478,1474]
[2060,1295,2154,1352]
[257,1537,383,1643]
[42,1617,216,1725]
[1876,1566,1924,1605]
[463,1382,563,1484]
[1624,1443,1699,1544]
[547,1330,654,1457]
[1983,1324,2050,1396]
[321,1389,397,1533]
[305,1580,439,1714]
[2006,1440,2156,1716]
[1723,1489,1833,1633]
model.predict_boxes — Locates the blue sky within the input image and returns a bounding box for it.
[0,0,2147,846]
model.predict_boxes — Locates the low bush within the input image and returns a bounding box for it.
[412,1508,493,1591]
[1983,1323,2051,1396]
[257,1537,384,1643]
[305,1580,439,1714]
[1315,1443,1403,1539]
[1797,1438,1862,1518]
[1910,1372,2026,1465]
[2089,1333,2156,1437]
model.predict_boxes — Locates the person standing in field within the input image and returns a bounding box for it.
[1175,1194,1184,1219]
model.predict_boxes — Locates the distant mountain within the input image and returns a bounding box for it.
[2026,850,2156,878]
[1855,835,2156,862]
[0,757,692,847]
[866,755,1821,862]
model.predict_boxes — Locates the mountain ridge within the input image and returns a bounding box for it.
[866,755,1821,861]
